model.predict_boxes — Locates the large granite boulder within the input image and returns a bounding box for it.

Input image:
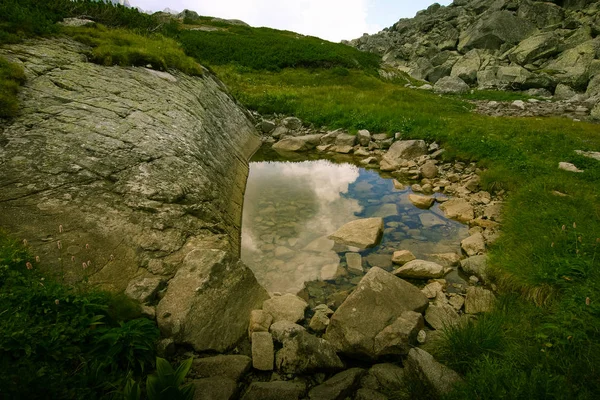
[433,76,470,94]
[308,368,365,400]
[0,38,261,291]
[156,250,269,352]
[457,11,536,53]
[276,331,344,374]
[507,32,561,66]
[545,39,600,90]
[450,49,484,84]
[325,267,429,359]
[328,218,384,249]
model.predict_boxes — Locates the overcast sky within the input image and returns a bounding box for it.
[129,0,453,42]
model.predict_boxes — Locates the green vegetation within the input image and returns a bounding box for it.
[0,57,26,118]
[65,25,203,75]
[215,65,600,399]
[0,231,160,398]
[175,26,380,71]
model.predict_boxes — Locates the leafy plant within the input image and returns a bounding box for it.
[146,357,195,400]
[92,318,159,375]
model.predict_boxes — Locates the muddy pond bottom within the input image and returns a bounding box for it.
[241,150,469,300]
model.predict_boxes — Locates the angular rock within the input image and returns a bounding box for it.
[380,140,428,170]
[282,116,302,130]
[465,286,496,314]
[263,293,308,323]
[192,377,238,400]
[252,332,274,371]
[336,133,357,147]
[192,355,251,381]
[408,194,435,209]
[425,303,460,330]
[358,130,372,146]
[125,276,164,303]
[439,198,474,223]
[458,11,536,52]
[405,348,462,398]
[448,294,465,312]
[270,321,306,343]
[324,267,429,359]
[328,218,384,249]
[355,388,388,400]
[260,120,276,134]
[391,250,416,265]
[507,32,561,66]
[451,49,483,84]
[394,260,447,279]
[276,331,344,374]
[422,281,444,299]
[346,252,364,274]
[308,368,365,400]
[273,134,323,152]
[249,310,273,338]
[157,250,269,352]
[420,161,438,179]
[559,162,583,173]
[460,255,488,283]
[461,233,485,256]
[433,76,470,94]
[242,381,305,400]
[373,311,424,356]
[360,363,405,392]
[309,311,330,332]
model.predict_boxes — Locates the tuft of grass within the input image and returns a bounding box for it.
[0,57,26,118]
[64,25,204,75]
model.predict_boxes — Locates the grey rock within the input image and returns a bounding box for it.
[465,286,496,314]
[346,252,364,274]
[270,320,306,343]
[260,120,276,133]
[328,218,384,249]
[458,11,536,52]
[358,130,372,146]
[325,267,429,359]
[425,303,460,330]
[336,133,357,147]
[192,355,251,381]
[391,250,416,265]
[460,255,488,283]
[248,310,273,337]
[439,199,474,223]
[373,311,424,356]
[192,377,238,400]
[507,32,561,66]
[308,368,365,400]
[282,116,303,130]
[394,259,447,279]
[360,363,405,392]
[157,250,269,352]
[0,38,261,294]
[434,76,470,94]
[276,331,344,374]
[461,233,486,256]
[263,293,308,323]
[405,348,462,398]
[125,276,164,303]
[380,140,428,171]
[242,381,305,400]
[252,332,274,371]
[309,311,331,332]
[273,134,323,152]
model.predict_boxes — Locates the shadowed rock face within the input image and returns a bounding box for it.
[0,38,260,292]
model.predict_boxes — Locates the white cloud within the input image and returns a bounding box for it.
[130,0,376,42]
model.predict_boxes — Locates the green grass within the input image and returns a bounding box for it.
[0,57,26,118]
[0,231,159,399]
[64,25,204,75]
[212,65,600,399]
[175,24,381,71]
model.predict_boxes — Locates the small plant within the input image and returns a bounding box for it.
[146,357,195,400]
[0,56,26,118]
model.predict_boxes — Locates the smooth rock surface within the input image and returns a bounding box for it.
[394,260,447,279]
[465,286,496,314]
[252,332,274,371]
[328,218,384,249]
[405,348,462,398]
[263,293,308,323]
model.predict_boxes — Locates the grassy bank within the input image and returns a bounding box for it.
[214,65,600,399]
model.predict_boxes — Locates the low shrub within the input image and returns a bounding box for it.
[0,57,26,118]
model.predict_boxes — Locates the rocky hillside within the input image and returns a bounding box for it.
[347,0,600,98]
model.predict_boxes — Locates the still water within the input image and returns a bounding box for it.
[241,148,469,297]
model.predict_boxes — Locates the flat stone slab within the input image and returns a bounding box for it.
[439,198,474,223]
[328,218,384,249]
[393,260,447,279]
[263,293,308,323]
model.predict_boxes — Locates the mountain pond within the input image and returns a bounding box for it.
[241,146,469,305]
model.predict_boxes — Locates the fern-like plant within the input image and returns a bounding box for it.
[146,357,195,400]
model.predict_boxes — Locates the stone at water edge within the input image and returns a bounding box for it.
[262,293,308,323]
[252,332,274,371]
[346,252,364,274]
[422,281,444,299]
[272,134,323,152]
[439,198,474,223]
[156,250,269,353]
[420,160,439,179]
[408,194,435,209]
[358,129,371,146]
[309,311,330,332]
[405,348,463,397]
[461,233,486,256]
[328,218,384,249]
[380,139,428,170]
[392,249,416,265]
[373,311,424,356]
[282,116,303,130]
[393,259,448,279]
[270,320,306,343]
[324,267,429,360]
[460,255,488,283]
